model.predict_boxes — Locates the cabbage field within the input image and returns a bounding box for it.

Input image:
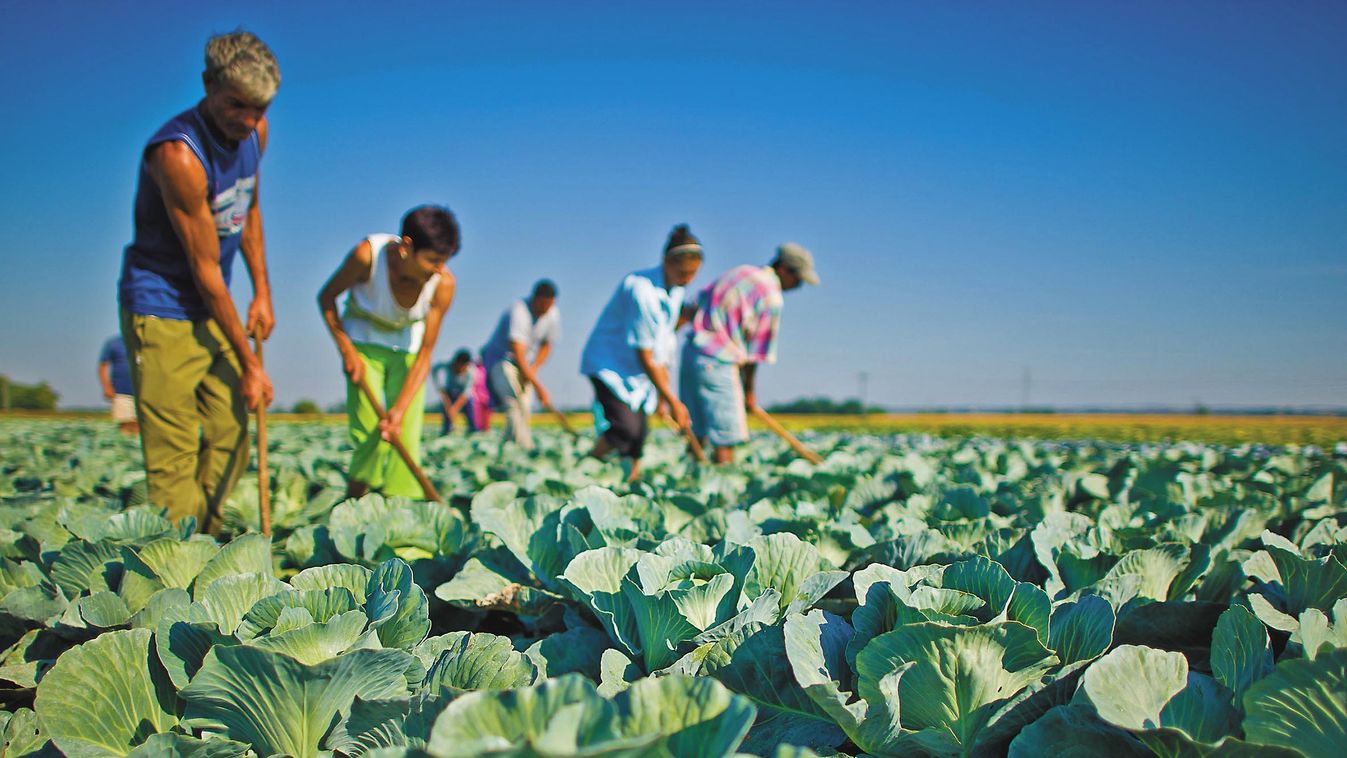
[1,418,1344,757]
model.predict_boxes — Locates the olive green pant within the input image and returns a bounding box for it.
[120,310,248,534]
[347,342,425,498]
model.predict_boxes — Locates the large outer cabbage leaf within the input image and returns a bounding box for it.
[854,620,1056,752]
[1009,704,1150,757]
[190,571,287,635]
[1210,605,1273,706]
[560,546,644,656]
[469,483,573,590]
[616,674,756,758]
[1243,647,1347,758]
[783,610,905,757]
[1048,595,1114,665]
[685,617,846,754]
[425,674,652,757]
[1078,644,1188,730]
[131,536,219,590]
[191,534,273,600]
[245,608,369,665]
[420,631,539,699]
[366,558,431,650]
[291,563,373,603]
[736,533,848,615]
[34,628,179,758]
[180,645,414,758]
[524,625,612,680]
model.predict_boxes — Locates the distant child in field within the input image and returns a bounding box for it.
[580,224,703,482]
[318,206,459,499]
[432,349,491,435]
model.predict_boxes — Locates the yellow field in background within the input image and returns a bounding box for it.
[762,413,1347,447]
[8,410,1345,447]
[453,411,1347,446]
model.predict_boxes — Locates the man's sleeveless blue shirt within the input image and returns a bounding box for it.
[118,104,260,320]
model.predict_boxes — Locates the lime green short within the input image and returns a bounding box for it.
[347,342,426,498]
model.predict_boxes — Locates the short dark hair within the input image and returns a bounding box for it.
[532,279,558,299]
[401,205,460,257]
[451,349,472,365]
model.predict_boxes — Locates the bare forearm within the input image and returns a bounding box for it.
[319,299,358,359]
[448,393,468,414]
[396,278,455,416]
[393,351,435,414]
[195,265,257,369]
[532,342,552,373]
[511,342,540,387]
[637,349,678,406]
[240,208,269,298]
[152,142,258,370]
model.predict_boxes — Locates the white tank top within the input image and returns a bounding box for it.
[341,233,441,353]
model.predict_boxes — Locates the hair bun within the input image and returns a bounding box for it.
[665,223,701,253]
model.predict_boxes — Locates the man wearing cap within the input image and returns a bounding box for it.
[678,243,819,463]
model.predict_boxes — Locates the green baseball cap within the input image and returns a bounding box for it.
[776,242,819,285]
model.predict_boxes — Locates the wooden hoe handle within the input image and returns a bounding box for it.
[657,410,708,463]
[751,406,824,465]
[357,376,443,503]
[252,330,272,536]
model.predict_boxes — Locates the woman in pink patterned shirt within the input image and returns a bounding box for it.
[679,243,819,463]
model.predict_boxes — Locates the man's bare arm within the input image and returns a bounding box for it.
[636,347,689,429]
[446,390,469,416]
[531,341,551,372]
[238,117,272,339]
[317,240,375,385]
[510,340,551,407]
[148,140,271,409]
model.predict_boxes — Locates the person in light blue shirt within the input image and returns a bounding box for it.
[580,224,704,481]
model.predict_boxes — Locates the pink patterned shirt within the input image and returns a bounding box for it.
[690,265,784,365]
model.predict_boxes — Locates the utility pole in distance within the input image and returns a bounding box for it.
[858,371,870,415]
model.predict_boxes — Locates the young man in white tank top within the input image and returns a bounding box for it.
[318,205,459,499]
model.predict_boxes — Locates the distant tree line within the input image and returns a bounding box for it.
[765,396,884,415]
[0,375,60,410]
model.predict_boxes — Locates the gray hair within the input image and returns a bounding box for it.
[204,31,280,105]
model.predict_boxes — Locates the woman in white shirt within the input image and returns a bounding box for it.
[318,205,459,498]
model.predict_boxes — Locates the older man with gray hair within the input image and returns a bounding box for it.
[117,30,280,534]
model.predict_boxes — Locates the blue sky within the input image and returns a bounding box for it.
[2,1,1344,410]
